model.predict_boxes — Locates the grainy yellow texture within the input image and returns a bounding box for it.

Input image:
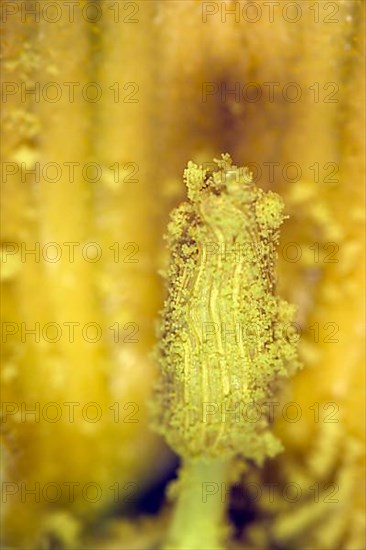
[1,0,364,548]
[153,155,300,550]
[153,155,300,462]
[150,1,365,549]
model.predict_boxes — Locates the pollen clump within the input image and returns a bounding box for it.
[153,154,301,463]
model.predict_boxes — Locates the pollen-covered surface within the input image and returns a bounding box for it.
[153,155,300,462]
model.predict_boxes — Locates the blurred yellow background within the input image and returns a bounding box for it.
[1,1,364,549]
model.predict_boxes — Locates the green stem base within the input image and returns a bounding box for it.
[164,458,229,550]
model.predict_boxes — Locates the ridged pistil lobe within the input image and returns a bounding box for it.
[153,154,300,462]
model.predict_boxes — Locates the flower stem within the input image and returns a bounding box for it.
[164,458,229,550]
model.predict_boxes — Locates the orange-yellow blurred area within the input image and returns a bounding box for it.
[1,1,364,549]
